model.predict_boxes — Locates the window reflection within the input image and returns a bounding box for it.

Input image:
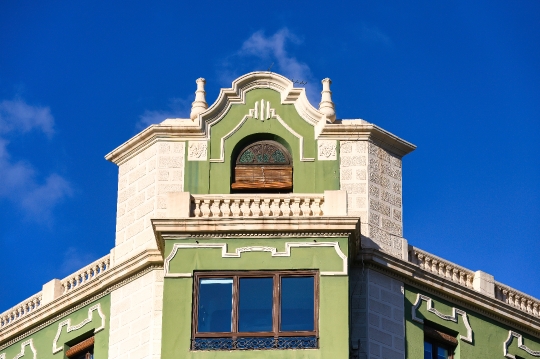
[281,277,314,331]
[239,277,273,332]
[197,278,233,332]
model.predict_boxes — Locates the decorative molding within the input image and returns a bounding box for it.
[52,303,106,353]
[0,339,37,359]
[187,141,207,161]
[504,331,540,358]
[209,98,314,163]
[317,140,337,160]
[164,242,347,277]
[411,293,473,343]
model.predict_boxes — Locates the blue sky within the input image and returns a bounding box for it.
[1,1,539,311]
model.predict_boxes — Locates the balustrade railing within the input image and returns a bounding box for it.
[0,293,42,329]
[409,247,475,288]
[61,255,111,294]
[495,282,540,318]
[191,194,325,218]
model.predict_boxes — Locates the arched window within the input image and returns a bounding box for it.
[231,140,293,192]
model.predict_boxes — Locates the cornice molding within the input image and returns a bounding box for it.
[319,122,416,157]
[151,216,361,257]
[358,249,540,339]
[0,249,163,346]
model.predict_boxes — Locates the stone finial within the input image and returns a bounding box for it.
[319,78,336,122]
[190,78,208,120]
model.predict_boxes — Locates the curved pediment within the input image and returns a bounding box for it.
[195,72,331,135]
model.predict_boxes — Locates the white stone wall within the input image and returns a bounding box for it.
[114,142,185,264]
[350,268,405,359]
[108,269,164,359]
[340,140,405,258]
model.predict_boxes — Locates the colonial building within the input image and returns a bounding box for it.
[1,72,539,359]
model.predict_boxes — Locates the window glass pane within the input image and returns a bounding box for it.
[280,276,314,331]
[239,277,273,332]
[424,341,433,359]
[197,278,233,333]
[437,347,448,359]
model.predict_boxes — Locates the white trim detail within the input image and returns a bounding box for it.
[209,99,314,163]
[52,303,106,354]
[411,293,473,343]
[164,242,347,277]
[0,339,37,359]
[504,331,540,358]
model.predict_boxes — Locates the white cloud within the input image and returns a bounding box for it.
[0,99,71,222]
[0,99,54,136]
[219,28,320,104]
[137,97,192,129]
[360,23,393,48]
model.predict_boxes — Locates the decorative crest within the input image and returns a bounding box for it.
[249,99,276,122]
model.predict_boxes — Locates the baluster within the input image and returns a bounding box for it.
[220,199,232,217]
[240,199,251,216]
[424,258,432,272]
[261,199,271,216]
[250,199,262,216]
[452,268,459,283]
[193,199,202,217]
[312,198,322,216]
[301,198,312,216]
[466,274,473,288]
[231,200,241,217]
[417,253,424,269]
[291,198,301,216]
[270,198,281,216]
[280,199,292,216]
[200,200,211,218]
[210,199,221,217]
[431,260,438,273]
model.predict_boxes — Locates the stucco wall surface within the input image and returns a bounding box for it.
[161,236,349,359]
[0,295,110,359]
[405,285,540,359]
[184,88,339,195]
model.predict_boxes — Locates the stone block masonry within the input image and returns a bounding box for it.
[350,268,405,359]
[108,269,164,359]
[340,140,405,259]
[114,142,185,265]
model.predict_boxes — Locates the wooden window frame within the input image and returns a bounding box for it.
[424,324,457,359]
[65,336,94,358]
[192,270,319,340]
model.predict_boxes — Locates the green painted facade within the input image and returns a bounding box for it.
[0,295,110,359]
[184,88,340,195]
[405,285,540,358]
[161,237,350,358]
